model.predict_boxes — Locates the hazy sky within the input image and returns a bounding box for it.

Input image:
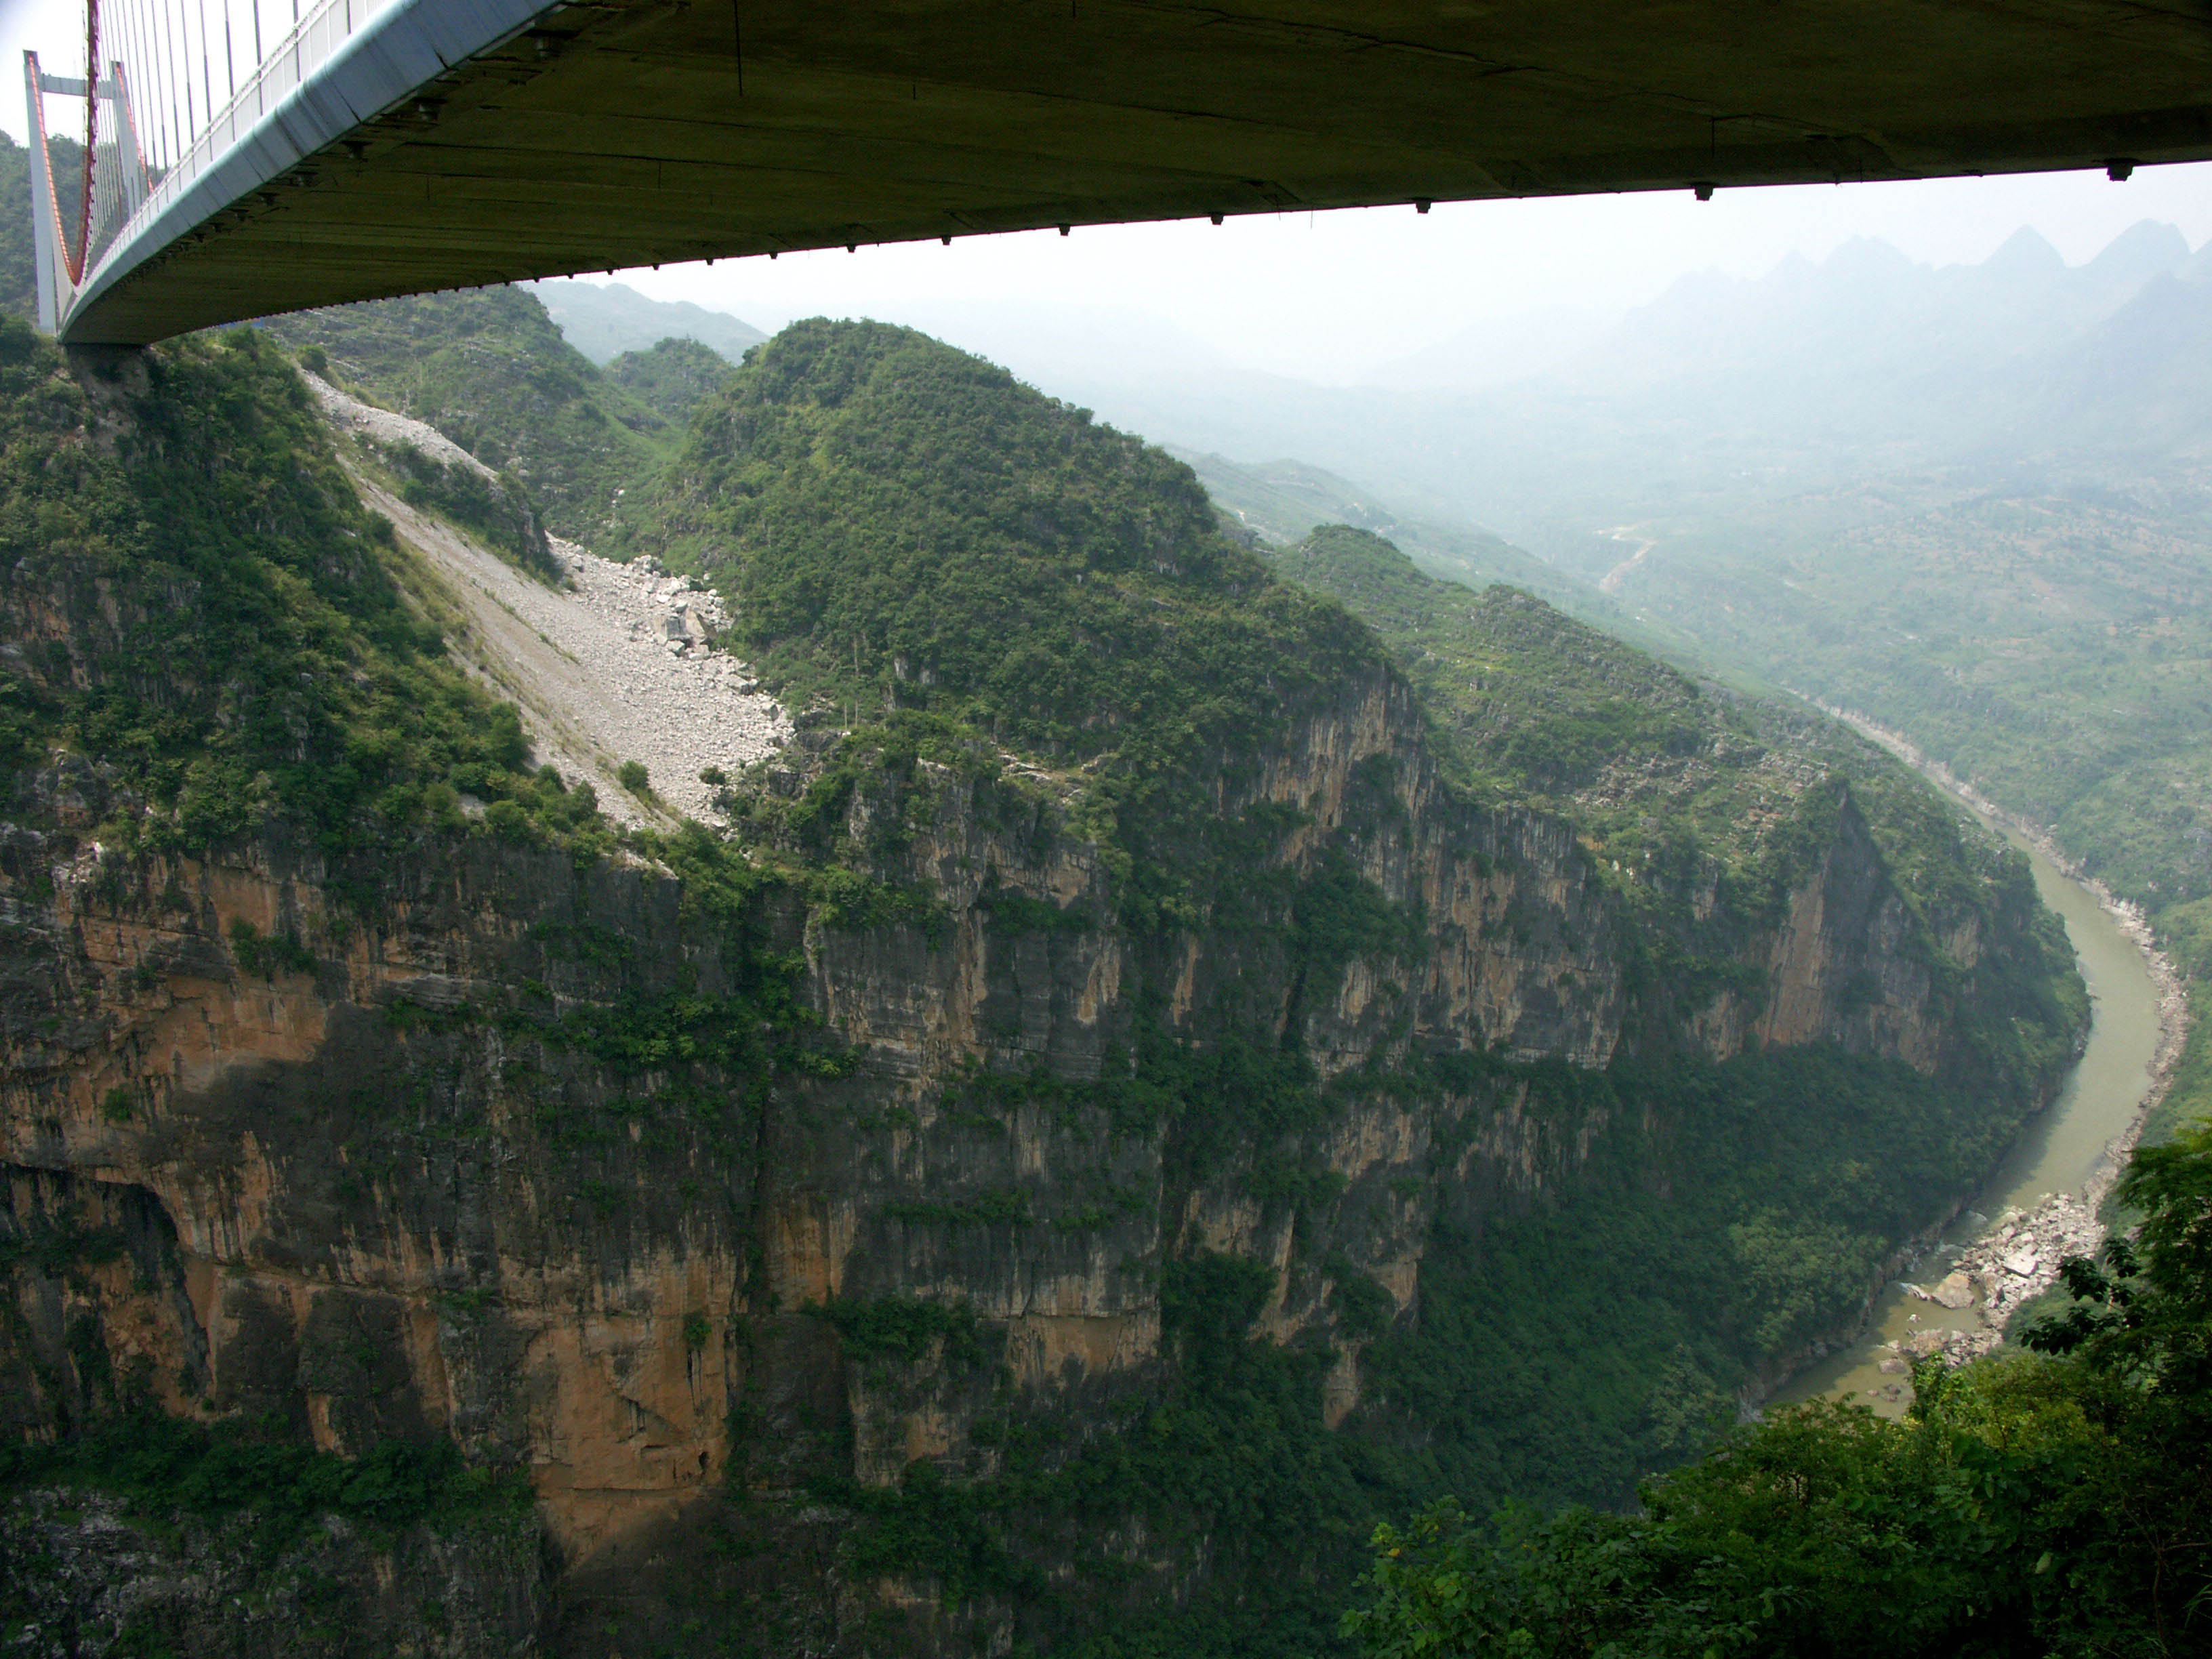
[12,0,2212,380]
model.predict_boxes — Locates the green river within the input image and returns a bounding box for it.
[1774,808,2167,1417]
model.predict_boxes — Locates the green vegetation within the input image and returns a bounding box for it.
[1587,474,2212,1198]
[607,335,737,428]
[815,1296,991,1367]
[0,1410,528,1544]
[1185,448,1604,620]
[796,1248,1377,1656]
[623,330,2078,1620]
[612,319,1382,764]
[742,1039,2078,1655]
[1268,526,2083,1048]
[0,134,33,323]
[1345,1117,2212,1658]
[361,433,561,584]
[260,286,677,539]
[0,132,85,326]
[0,303,2097,1654]
[1271,526,1994,890]
[0,314,610,857]
[1354,1044,2050,1515]
[1614,485,2212,913]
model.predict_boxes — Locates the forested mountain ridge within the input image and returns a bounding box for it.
[1265,526,2016,905]
[0,310,2081,1656]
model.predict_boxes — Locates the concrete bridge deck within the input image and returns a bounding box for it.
[38,0,2212,345]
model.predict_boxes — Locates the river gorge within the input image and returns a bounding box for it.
[1778,787,2178,1416]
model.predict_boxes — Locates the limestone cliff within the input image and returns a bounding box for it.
[1,663,2066,1654]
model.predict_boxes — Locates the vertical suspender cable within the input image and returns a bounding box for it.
[110,1,135,175]
[224,1,234,104]
[197,0,213,143]
[123,0,152,173]
[119,0,144,170]
[251,0,263,110]
[140,0,162,167]
[179,1,195,144]
[77,0,101,283]
[161,0,182,169]
[159,0,184,168]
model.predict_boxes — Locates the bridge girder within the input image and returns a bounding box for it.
[57,0,2212,345]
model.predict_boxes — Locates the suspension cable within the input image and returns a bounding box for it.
[76,0,100,283]
[197,0,212,146]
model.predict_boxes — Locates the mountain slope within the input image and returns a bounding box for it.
[615,319,1378,766]
[0,315,2083,1658]
[605,334,737,428]
[0,135,32,323]
[261,286,674,541]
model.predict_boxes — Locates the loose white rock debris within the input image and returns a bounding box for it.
[541,541,792,821]
[319,384,789,825]
[1887,1191,2111,1372]
[304,370,496,479]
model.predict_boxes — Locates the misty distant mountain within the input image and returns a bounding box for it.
[998,218,2212,555]
[1552,222,2190,403]
[865,299,1247,396]
[528,279,766,365]
[1359,306,1620,392]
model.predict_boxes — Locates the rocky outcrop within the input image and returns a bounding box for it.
[1893,1192,2110,1370]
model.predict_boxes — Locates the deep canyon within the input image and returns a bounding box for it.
[0,310,2087,1656]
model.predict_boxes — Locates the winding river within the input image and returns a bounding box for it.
[1774,806,2167,1418]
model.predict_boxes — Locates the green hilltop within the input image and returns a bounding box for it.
[605,335,737,428]
[612,317,1381,766]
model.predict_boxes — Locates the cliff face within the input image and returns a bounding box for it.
[0,321,2080,1657]
[0,643,2055,1654]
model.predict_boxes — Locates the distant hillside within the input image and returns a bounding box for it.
[529,278,766,365]
[261,286,674,541]
[1265,525,1999,899]
[970,219,2212,560]
[1183,448,1580,598]
[0,136,31,323]
[605,335,735,428]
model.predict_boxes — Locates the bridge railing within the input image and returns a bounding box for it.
[70,0,394,311]
[37,0,560,341]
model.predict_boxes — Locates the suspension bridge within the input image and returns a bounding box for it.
[25,0,2212,347]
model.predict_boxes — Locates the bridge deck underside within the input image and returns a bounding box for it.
[66,0,2212,344]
